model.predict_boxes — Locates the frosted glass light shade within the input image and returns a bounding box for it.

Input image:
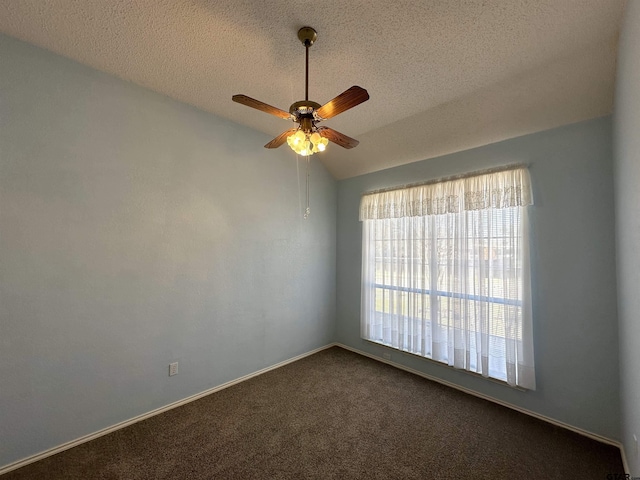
[286,129,328,156]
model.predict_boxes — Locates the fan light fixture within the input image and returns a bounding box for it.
[286,130,329,156]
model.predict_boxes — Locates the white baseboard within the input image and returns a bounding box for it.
[620,444,630,475]
[0,343,337,476]
[335,343,625,454]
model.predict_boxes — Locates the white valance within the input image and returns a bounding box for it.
[359,166,533,220]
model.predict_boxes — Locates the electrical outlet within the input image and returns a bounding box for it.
[634,434,638,456]
[169,362,179,376]
[383,352,392,361]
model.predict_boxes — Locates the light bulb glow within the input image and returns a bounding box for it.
[287,128,327,156]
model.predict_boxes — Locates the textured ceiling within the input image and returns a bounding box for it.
[0,0,627,179]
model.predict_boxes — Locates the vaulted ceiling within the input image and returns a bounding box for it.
[0,1,627,179]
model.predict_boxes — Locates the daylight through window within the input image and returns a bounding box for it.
[360,166,535,389]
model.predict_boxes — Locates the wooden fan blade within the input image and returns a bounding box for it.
[232,94,292,120]
[316,86,369,120]
[264,128,298,149]
[318,127,359,149]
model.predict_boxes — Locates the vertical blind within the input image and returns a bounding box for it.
[360,166,535,389]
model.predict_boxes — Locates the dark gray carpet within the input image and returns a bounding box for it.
[3,347,624,479]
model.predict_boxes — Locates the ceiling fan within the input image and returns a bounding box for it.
[232,26,369,156]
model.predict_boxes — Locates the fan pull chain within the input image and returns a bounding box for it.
[296,153,303,215]
[304,156,311,219]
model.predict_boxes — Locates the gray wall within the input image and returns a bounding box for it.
[337,116,620,440]
[0,35,336,468]
[614,1,640,474]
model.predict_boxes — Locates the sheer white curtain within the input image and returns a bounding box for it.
[360,166,535,389]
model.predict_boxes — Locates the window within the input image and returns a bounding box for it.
[360,166,535,389]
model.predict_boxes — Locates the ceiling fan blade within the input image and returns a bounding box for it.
[316,86,369,120]
[318,127,360,149]
[232,94,292,120]
[264,128,298,149]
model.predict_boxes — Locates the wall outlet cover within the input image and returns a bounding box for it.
[169,362,179,376]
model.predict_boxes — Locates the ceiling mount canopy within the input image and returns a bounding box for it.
[297,26,317,47]
[232,26,369,157]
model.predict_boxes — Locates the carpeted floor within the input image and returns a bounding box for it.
[3,346,624,479]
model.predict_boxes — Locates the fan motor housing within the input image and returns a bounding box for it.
[289,100,321,116]
[299,117,314,133]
